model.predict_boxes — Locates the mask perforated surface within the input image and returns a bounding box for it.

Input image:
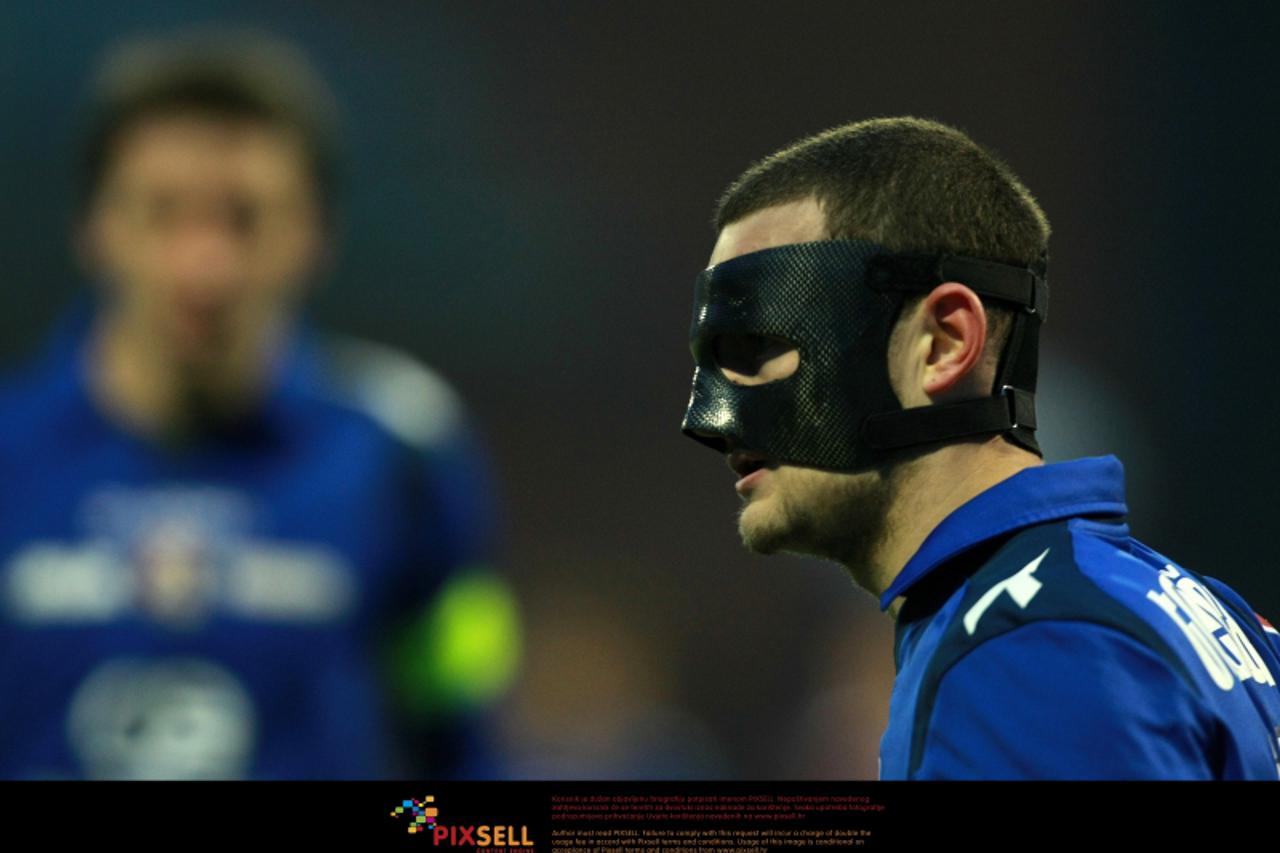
[682,240,905,471]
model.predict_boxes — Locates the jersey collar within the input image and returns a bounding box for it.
[879,455,1128,611]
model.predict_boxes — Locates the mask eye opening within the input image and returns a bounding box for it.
[710,333,799,387]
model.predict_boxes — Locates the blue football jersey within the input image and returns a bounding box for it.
[0,307,505,779]
[878,456,1280,780]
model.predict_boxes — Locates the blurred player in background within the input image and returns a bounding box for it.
[0,30,519,779]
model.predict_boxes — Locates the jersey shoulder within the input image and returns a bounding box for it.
[0,341,87,457]
[933,517,1279,698]
[929,519,1193,682]
[915,617,1217,779]
[281,331,474,460]
[298,333,499,568]
[305,334,469,454]
[908,518,1280,779]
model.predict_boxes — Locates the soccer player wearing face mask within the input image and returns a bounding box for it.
[681,117,1280,780]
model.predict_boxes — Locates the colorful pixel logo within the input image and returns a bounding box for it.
[390,795,438,835]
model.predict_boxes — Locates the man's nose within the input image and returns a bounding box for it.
[166,221,247,299]
[682,426,733,455]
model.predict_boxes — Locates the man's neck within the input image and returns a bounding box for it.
[853,437,1043,620]
[86,309,278,443]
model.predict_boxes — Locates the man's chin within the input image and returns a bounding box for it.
[168,337,233,372]
[737,502,796,555]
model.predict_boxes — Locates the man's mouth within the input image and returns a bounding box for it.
[727,450,772,495]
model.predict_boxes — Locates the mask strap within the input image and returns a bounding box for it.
[866,253,1047,320]
[866,253,1047,455]
[863,386,1035,450]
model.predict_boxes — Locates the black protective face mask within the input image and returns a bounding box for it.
[680,239,1047,472]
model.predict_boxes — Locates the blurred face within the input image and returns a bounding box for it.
[707,198,895,562]
[82,111,322,374]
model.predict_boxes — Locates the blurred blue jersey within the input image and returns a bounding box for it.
[0,308,503,779]
[879,456,1280,780]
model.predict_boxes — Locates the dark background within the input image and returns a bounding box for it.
[3,2,1277,778]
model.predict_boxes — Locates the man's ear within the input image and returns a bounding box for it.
[920,282,987,400]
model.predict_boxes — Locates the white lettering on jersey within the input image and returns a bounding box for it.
[1145,564,1276,691]
[4,539,354,626]
[3,541,130,621]
[963,548,1049,635]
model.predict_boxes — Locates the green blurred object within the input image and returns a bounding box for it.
[389,567,522,715]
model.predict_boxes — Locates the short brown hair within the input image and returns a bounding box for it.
[78,29,341,213]
[715,116,1048,265]
[715,117,1050,373]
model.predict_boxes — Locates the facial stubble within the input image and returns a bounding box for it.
[738,465,898,589]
